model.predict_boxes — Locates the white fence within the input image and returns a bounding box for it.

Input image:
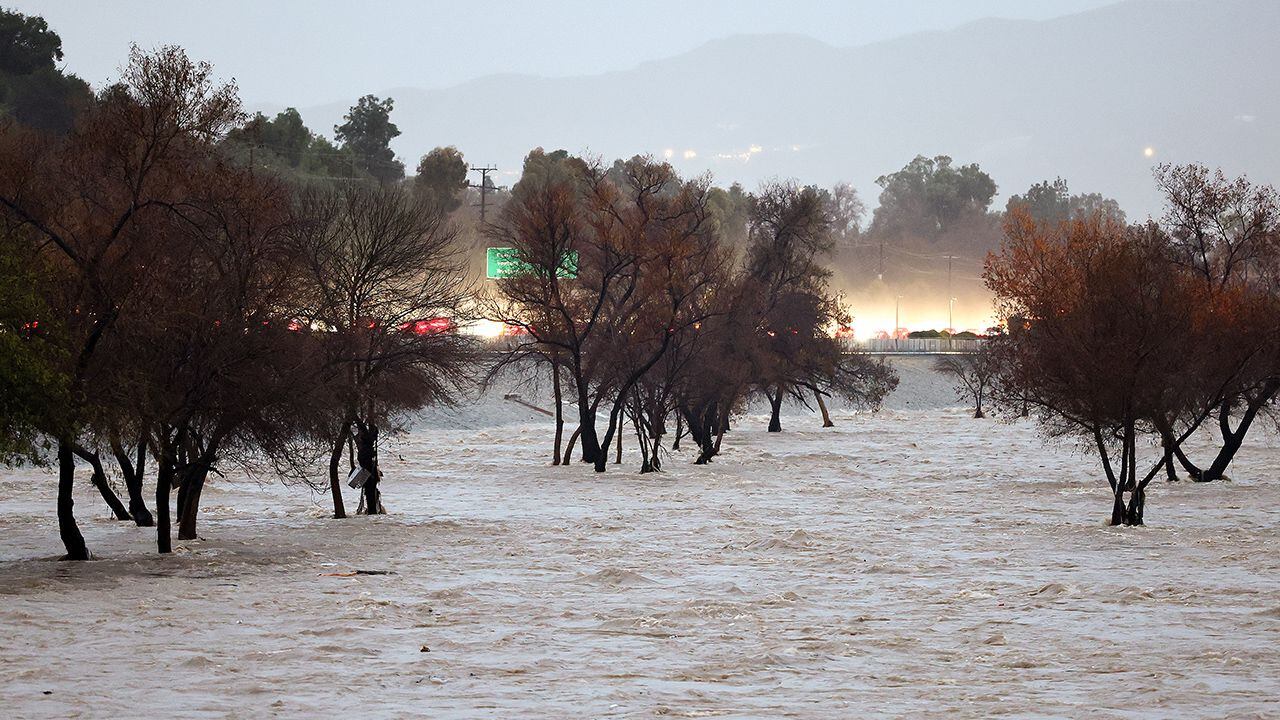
[852,337,984,353]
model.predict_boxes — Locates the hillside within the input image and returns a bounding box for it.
[281,0,1279,216]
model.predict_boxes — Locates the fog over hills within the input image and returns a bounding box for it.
[279,0,1278,217]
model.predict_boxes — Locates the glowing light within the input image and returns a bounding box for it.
[1144,146,1155,158]
[466,319,506,338]
[662,148,674,159]
[748,144,763,154]
[682,149,697,159]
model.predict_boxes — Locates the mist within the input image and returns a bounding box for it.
[3,2,1279,717]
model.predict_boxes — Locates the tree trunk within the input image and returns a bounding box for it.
[672,413,682,451]
[637,415,653,474]
[112,436,153,526]
[74,445,130,521]
[693,401,723,464]
[593,407,622,473]
[575,383,601,465]
[174,442,190,520]
[156,452,174,554]
[57,439,90,561]
[562,425,581,466]
[1160,437,1178,482]
[177,466,209,540]
[1109,487,1127,526]
[614,424,622,464]
[1198,433,1244,482]
[646,406,663,472]
[815,390,835,427]
[1198,386,1274,481]
[356,421,383,514]
[328,424,349,519]
[1106,425,1131,526]
[552,361,564,465]
[1156,419,1202,479]
[767,387,783,433]
[1124,485,1146,526]
[176,434,221,541]
[1172,441,1202,480]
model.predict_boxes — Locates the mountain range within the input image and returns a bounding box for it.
[268,0,1279,218]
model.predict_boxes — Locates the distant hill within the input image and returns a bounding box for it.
[274,0,1279,217]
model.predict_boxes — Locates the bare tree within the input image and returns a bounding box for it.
[1153,164,1280,482]
[290,183,478,516]
[935,348,995,418]
[0,45,241,558]
[487,153,726,473]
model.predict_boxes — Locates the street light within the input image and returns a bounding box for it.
[948,296,956,349]
[895,295,903,350]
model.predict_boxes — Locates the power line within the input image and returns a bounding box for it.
[468,165,498,223]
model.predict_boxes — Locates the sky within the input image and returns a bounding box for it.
[15,0,1118,108]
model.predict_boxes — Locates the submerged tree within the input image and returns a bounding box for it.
[934,345,997,419]
[0,44,242,557]
[487,152,727,472]
[1153,163,1280,482]
[744,181,895,432]
[290,183,477,516]
[986,208,1212,525]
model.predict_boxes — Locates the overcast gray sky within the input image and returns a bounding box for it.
[15,0,1117,107]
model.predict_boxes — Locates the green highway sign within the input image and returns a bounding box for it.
[485,247,521,278]
[486,247,578,279]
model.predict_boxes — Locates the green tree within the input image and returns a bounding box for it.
[414,145,468,211]
[0,236,68,465]
[868,155,997,241]
[1006,177,1126,225]
[304,134,352,177]
[707,182,750,248]
[0,9,91,134]
[0,8,62,74]
[820,181,864,246]
[224,107,357,179]
[1070,191,1126,224]
[1005,177,1071,224]
[334,94,404,183]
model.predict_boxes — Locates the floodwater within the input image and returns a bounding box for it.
[1,372,1277,718]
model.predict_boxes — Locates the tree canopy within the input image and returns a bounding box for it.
[869,154,997,241]
[223,107,353,179]
[1005,177,1126,225]
[414,145,468,211]
[335,94,404,183]
[0,8,90,134]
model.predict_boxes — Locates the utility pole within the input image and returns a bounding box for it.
[895,294,903,351]
[943,255,958,346]
[468,165,498,223]
[877,241,884,281]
